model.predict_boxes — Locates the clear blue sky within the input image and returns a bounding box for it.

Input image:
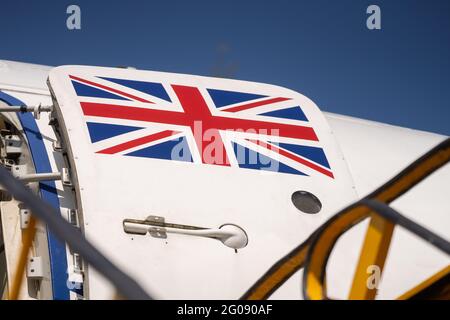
[1,0,449,135]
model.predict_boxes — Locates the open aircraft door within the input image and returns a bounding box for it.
[47,66,359,299]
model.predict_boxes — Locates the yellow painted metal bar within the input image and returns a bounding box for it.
[397,265,450,300]
[241,139,450,300]
[304,205,368,300]
[243,243,309,300]
[348,214,395,300]
[8,217,37,300]
[304,140,450,300]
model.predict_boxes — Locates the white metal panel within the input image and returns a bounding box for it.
[325,112,446,196]
[0,60,51,94]
[48,66,359,299]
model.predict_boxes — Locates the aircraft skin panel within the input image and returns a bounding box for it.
[48,66,359,299]
[325,112,447,197]
[0,60,51,94]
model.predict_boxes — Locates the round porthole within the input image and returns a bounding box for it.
[291,191,322,214]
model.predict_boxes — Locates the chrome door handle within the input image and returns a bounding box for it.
[123,216,248,250]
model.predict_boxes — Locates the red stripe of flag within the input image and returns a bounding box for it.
[97,130,178,154]
[246,139,334,178]
[70,75,152,103]
[221,97,291,113]
[80,102,318,142]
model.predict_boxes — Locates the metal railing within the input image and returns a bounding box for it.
[241,138,450,300]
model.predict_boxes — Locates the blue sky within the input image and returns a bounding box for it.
[1,0,449,135]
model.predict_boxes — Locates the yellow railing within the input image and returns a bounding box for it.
[242,138,450,300]
[8,217,37,300]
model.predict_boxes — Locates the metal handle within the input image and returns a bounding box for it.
[123,220,248,250]
[0,104,53,119]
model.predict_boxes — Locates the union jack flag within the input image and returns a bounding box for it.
[69,75,333,178]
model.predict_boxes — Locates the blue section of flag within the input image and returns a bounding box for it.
[100,77,171,102]
[260,106,308,121]
[232,142,307,176]
[126,136,192,162]
[277,142,330,168]
[86,122,142,143]
[72,80,131,100]
[207,89,267,108]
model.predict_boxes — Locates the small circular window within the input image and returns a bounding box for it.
[291,191,322,214]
